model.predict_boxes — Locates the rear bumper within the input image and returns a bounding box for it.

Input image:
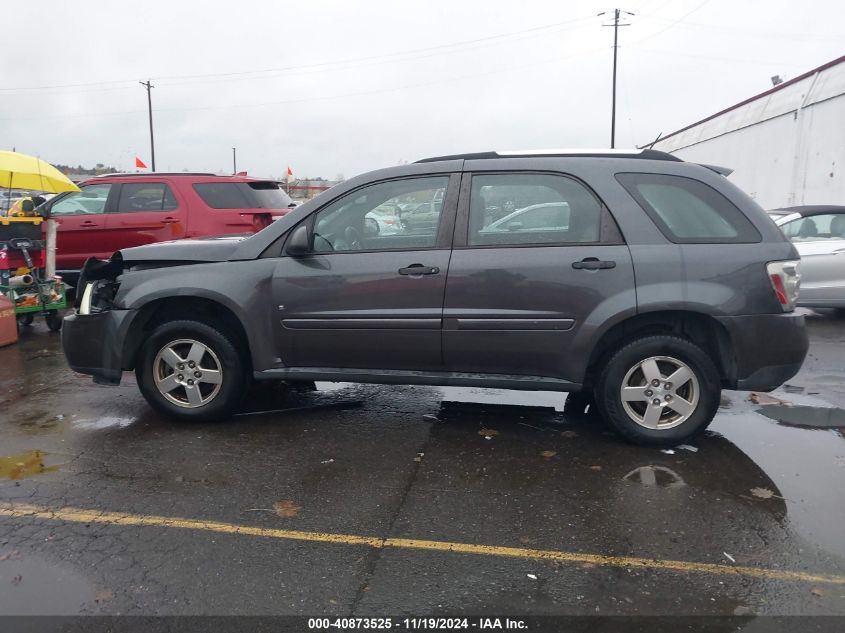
[716,312,809,391]
[61,309,136,385]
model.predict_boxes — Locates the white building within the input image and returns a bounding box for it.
[651,55,845,210]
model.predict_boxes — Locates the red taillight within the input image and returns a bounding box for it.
[766,260,801,312]
[770,274,788,305]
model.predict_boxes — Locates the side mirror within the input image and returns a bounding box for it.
[287,224,311,256]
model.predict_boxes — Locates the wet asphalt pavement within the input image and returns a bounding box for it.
[1,310,844,620]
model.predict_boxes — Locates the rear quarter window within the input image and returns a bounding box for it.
[616,173,761,244]
[193,182,292,209]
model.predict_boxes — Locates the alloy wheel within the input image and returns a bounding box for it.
[620,355,700,430]
[153,338,223,408]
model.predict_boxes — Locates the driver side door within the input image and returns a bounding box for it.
[272,174,458,371]
[47,183,116,273]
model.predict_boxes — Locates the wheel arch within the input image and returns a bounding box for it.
[121,296,252,372]
[583,310,736,389]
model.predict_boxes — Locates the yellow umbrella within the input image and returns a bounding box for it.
[0,151,80,194]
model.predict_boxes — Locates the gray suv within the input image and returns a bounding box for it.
[62,150,808,445]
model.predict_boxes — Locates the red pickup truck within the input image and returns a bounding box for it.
[41,173,296,285]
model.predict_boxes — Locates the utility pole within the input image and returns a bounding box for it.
[232,147,237,175]
[139,80,156,171]
[599,9,633,148]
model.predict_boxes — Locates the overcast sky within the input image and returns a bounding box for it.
[1,0,842,179]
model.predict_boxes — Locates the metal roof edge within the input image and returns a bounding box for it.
[650,54,845,148]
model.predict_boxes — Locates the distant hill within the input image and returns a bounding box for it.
[54,163,117,176]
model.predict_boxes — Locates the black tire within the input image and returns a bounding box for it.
[135,319,249,421]
[18,313,34,327]
[562,390,598,419]
[594,335,721,446]
[45,310,63,332]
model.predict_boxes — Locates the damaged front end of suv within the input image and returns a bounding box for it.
[64,252,134,385]
[64,235,252,386]
[74,252,124,317]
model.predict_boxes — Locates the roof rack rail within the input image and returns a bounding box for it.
[416,148,682,163]
[93,172,219,178]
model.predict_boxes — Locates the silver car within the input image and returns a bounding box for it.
[480,202,571,235]
[769,206,845,309]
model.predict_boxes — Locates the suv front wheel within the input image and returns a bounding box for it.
[136,320,248,421]
[595,335,721,446]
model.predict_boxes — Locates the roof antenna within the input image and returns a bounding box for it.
[639,132,663,150]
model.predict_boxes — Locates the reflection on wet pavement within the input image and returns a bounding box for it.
[622,465,687,488]
[73,416,137,431]
[0,554,97,615]
[757,404,845,428]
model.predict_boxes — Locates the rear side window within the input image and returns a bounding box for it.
[616,173,760,243]
[117,183,177,212]
[468,173,603,246]
[193,182,293,209]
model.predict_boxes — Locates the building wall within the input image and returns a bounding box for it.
[652,60,845,209]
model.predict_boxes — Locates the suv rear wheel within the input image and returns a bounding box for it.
[136,320,248,421]
[595,335,721,446]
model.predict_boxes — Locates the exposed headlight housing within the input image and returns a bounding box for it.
[77,280,119,315]
[78,282,95,315]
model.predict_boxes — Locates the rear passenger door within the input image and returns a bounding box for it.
[443,172,635,380]
[103,181,186,251]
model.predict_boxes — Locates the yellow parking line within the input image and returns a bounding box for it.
[2,502,844,585]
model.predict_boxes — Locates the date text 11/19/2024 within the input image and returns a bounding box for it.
[308,618,528,630]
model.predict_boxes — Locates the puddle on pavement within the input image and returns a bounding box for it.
[0,450,60,480]
[756,404,845,429]
[713,409,845,559]
[0,555,97,614]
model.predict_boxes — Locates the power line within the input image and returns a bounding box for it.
[0,40,611,122]
[636,12,841,42]
[632,0,711,45]
[629,47,806,68]
[0,15,595,95]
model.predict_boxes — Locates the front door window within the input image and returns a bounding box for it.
[311,176,449,252]
[50,184,112,216]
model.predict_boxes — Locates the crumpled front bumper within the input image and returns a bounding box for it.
[61,309,137,385]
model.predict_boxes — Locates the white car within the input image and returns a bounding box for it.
[365,204,403,236]
[769,205,845,309]
[481,202,570,233]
